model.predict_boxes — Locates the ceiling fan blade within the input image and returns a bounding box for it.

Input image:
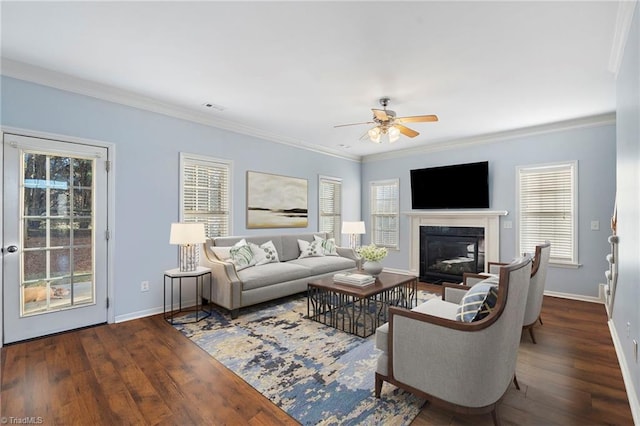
[395,124,419,138]
[334,121,374,128]
[372,108,389,121]
[396,114,439,123]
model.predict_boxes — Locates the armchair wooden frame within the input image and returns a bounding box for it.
[375,256,532,426]
[462,242,551,343]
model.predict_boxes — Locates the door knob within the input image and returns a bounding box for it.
[5,245,18,253]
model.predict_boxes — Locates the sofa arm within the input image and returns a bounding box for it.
[336,246,362,268]
[201,244,242,311]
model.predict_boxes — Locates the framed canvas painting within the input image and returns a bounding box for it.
[246,171,308,228]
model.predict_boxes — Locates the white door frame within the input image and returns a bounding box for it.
[1,126,116,347]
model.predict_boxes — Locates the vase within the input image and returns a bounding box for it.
[363,260,383,277]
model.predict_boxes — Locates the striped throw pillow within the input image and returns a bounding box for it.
[456,282,499,322]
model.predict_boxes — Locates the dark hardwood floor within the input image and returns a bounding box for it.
[1,284,634,425]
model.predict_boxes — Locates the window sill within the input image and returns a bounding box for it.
[550,262,581,269]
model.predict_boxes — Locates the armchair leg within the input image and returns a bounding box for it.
[528,327,537,344]
[513,374,520,391]
[491,407,501,426]
[375,373,384,398]
[538,315,543,325]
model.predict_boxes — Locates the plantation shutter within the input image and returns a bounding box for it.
[319,177,342,239]
[518,162,576,264]
[182,155,231,238]
[370,179,399,249]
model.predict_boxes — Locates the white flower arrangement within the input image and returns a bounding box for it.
[356,244,388,262]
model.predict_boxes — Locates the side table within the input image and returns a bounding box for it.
[164,266,212,324]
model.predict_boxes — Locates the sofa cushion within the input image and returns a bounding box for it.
[455,281,499,322]
[238,262,310,290]
[249,240,280,266]
[412,298,459,320]
[375,322,389,353]
[287,256,356,275]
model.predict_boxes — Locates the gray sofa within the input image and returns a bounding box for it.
[201,232,359,318]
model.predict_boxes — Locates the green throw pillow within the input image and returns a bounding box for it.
[314,235,338,256]
[456,282,499,322]
[230,239,256,271]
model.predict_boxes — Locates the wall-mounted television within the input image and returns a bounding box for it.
[410,161,489,209]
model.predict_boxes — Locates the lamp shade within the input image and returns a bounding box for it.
[169,222,206,245]
[341,221,365,235]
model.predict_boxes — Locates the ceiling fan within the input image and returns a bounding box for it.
[335,97,438,143]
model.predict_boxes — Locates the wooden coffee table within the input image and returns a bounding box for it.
[307,271,418,337]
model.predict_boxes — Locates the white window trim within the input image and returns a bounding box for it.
[370,178,400,250]
[179,152,233,237]
[516,161,578,267]
[318,175,342,240]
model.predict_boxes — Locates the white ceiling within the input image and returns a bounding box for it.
[1,1,621,159]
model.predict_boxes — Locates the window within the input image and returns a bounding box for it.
[180,153,231,238]
[370,179,399,249]
[318,176,342,239]
[517,161,577,266]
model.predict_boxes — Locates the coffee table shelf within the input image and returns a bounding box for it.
[307,271,417,337]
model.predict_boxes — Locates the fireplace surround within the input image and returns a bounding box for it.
[405,210,508,280]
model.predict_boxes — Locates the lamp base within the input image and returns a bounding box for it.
[179,244,199,272]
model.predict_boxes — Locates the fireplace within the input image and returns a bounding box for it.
[405,210,507,282]
[419,226,485,283]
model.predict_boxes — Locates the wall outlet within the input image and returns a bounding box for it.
[141,281,150,292]
[627,322,631,337]
[503,220,513,229]
[591,220,600,231]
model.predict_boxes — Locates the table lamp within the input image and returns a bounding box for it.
[170,222,206,272]
[342,221,365,250]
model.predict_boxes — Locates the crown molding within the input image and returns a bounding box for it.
[362,112,616,163]
[0,58,361,163]
[609,0,638,76]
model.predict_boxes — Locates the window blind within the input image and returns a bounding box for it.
[518,162,576,264]
[370,179,399,249]
[182,156,230,238]
[319,177,342,239]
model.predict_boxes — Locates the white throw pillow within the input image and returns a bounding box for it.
[211,246,232,261]
[313,235,338,256]
[229,239,256,271]
[249,240,280,266]
[298,239,325,259]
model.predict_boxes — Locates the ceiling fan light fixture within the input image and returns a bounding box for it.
[368,127,381,143]
[388,126,400,143]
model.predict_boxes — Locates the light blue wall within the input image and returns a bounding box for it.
[362,123,616,298]
[0,76,362,319]
[613,2,640,417]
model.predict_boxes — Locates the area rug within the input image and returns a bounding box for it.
[173,291,437,425]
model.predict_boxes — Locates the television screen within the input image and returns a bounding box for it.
[410,161,489,209]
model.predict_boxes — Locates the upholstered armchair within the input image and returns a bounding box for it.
[462,242,551,343]
[374,256,532,425]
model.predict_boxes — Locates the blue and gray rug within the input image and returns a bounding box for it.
[174,291,436,425]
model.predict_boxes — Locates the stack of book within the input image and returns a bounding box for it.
[333,272,376,287]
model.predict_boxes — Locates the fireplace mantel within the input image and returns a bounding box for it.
[403,210,508,277]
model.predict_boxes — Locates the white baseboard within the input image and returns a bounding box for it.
[543,290,604,304]
[608,319,640,425]
[115,298,199,323]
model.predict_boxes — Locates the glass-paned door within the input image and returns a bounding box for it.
[3,134,109,343]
